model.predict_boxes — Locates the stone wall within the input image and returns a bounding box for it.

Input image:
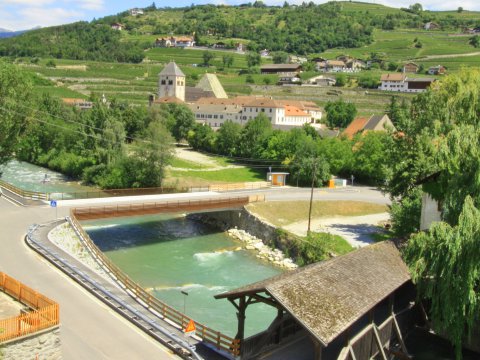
[1,327,61,360]
[190,207,302,260]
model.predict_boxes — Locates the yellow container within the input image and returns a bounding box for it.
[328,179,335,188]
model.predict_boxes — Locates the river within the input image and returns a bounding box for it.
[83,214,284,338]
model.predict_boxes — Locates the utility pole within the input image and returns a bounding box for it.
[307,158,317,235]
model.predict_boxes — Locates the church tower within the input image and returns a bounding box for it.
[158,61,185,101]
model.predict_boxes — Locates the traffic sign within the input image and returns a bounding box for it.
[50,200,57,208]
[184,319,196,335]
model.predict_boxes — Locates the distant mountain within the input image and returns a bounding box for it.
[0,26,39,39]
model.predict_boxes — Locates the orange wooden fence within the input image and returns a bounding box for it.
[0,272,59,343]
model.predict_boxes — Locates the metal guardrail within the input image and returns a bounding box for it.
[69,200,247,357]
[0,272,59,343]
[25,223,203,360]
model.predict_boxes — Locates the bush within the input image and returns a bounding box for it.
[390,188,422,238]
[246,75,255,84]
[335,73,347,87]
[46,59,56,68]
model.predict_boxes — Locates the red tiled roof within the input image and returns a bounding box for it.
[285,105,309,117]
[342,117,370,139]
[380,73,406,82]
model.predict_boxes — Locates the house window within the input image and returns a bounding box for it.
[261,108,265,112]
[214,115,218,119]
[256,108,258,112]
[161,80,166,85]
[168,80,173,85]
[220,115,224,119]
[269,109,272,113]
[208,115,212,119]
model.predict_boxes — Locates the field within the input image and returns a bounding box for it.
[246,200,388,227]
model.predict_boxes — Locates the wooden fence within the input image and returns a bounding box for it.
[72,195,264,221]
[0,272,59,343]
[0,180,48,201]
[68,197,269,356]
[209,182,270,192]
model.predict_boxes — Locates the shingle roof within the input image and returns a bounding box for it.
[215,241,410,346]
[159,62,185,77]
[380,73,406,82]
[363,115,386,130]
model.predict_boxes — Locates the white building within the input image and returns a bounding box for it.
[189,104,243,128]
[379,73,435,93]
[158,62,186,101]
[130,8,144,16]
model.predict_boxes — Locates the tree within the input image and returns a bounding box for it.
[289,139,330,186]
[335,73,347,87]
[0,61,33,168]
[202,51,214,66]
[384,70,480,356]
[457,6,463,13]
[358,73,380,89]
[409,3,423,13]
[239,113,272,157]
[469,35,480,48]
[246,52,261,68]
[272,51,288,64]
[404,197,480,359]
[324,99,357,128]
[216,120,242,156]
[222,54,234,68]
[161,103,195,142]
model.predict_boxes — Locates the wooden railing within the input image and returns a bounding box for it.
[209,182,270,192]
[0,180,48,201]
[72,195,265,221]
[68,197,271,356]
[0,272,59,343]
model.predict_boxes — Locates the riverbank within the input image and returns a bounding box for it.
[227,228,298,270]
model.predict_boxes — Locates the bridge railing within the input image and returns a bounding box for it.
[72,195,264,220]
[0,272,59,343]
[67,197,269,357]
[0,179,49,201]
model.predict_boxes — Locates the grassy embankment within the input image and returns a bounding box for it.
[247,200,389,261]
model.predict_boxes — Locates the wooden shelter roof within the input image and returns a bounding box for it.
[215,241,410,346]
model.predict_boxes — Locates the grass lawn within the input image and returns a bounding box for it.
[169,157,212,169]
[309,232,353,256]
[247,200,388,226]
[166,167,266,186]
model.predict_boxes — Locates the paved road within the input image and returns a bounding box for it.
[0,197,177,360]
[0,185,389,359]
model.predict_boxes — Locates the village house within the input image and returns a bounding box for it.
[346,58,366,71]
[307,75,336,86]
[260,64,302,75]
[129,8,144,16]
[189,103,243,128]
[62,98,93,110]
[236,43,246,53]
[277,75,301,85]
[342,114,395,139]
[111,23,124,31]
[287,55,308,64]
[316,60,346,73]
[154,36,195,48]
[428,65,446,75]
[379,73,435,93]
[403,62,419,73]
[260,49,270,57]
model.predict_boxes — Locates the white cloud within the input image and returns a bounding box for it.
[79,0,105,11]
[0,7,83,30]
[2,0,56,5]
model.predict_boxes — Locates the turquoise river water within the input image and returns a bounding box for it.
[83,214,283,338]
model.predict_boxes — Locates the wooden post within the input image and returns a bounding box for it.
[235,296,247,354]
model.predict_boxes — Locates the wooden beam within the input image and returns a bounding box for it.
[372,326,388,360]
[228,298,240,311]
[249,293,280,309]
[392,313,410,357]
[348,345,358,360]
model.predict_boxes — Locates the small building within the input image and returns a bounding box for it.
[260,49,270,57]
[307,75,336,86]
[155,36,195,48]
[267,172,289,186]
[260,64,302,75]
[236,43,246,52]
[316,60,346,73]
[406,77,435,92]
[424,22,440,30]
[130,8,144,16]
[215,241,415,360]
[346,59,366,72]
[277,75,301,85]
[111,23,124,31]
[62,98,93,110]
[428,65,446,75]
[403,62,419,73]
[158,61,186,101]
[287,55,308,64]
[343,114,395,138]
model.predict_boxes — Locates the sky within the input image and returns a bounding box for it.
[1,0,479,31]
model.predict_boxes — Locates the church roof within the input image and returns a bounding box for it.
[159,62,185,77]
[196,73,228,99]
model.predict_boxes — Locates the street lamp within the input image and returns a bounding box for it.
[181,290,189,314]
